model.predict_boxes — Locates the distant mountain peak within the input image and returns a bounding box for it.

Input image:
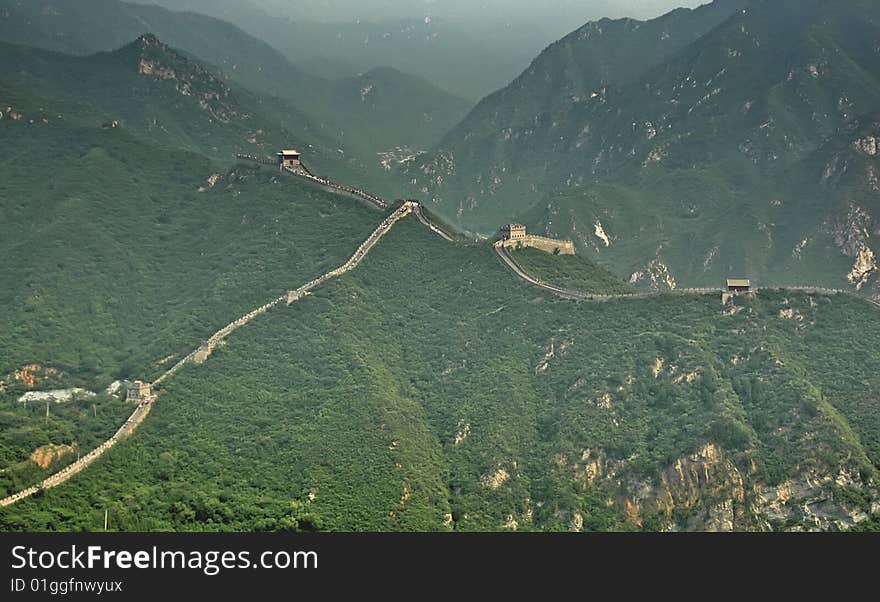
[116,33,244,124]
[136,33,163,47]
[117,32,178,63]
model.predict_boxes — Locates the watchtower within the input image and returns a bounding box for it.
[277,150,302,169]
[193,341,213,364]
[501,224,527,241]
[726,279,752,293]
[126,380,153,404]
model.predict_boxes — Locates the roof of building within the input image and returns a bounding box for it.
[503,223,526,229]
[278,150,301,156]
[727,279,752,287]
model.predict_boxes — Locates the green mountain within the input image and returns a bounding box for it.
[325,66,472,161]
[0,60,385,495]
[0,0,471,168]
[240,17,547,102]
[134,0,544,100]
[401,0,746,224]
[0,0,320,99]
[0,35,357,178]
[3,207,880,531]
[2,0,880,533]
[401,0,880,299]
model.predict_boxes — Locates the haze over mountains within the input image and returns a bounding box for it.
[1,0,880,532]
[137,0,706,99]
[402,0,880,297]
[0,0,472,181]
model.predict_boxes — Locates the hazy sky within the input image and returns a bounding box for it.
[157,1,708,33]
[258,1,707,22]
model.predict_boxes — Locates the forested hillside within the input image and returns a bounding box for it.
[2,0,879,533]
[0,0,471,174]
[0,75,383,497]
[402,0,880,298]
[3,215,879,531]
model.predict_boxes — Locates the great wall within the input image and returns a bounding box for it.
[237,154,389,210]
[494,244,871,304]
[2,161,878,509]
[0,401,153,507]
[497,234,576,256]
[0,199,419,508]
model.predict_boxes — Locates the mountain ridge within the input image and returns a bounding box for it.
[0,0,472,173]
[399,0,880,299]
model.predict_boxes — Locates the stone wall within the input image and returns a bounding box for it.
[0,401,153,507]
[0,201,419,509]
[279,161,389,209]
[236,153,275,166]
[501,235,576,255]
[236,154,388,209]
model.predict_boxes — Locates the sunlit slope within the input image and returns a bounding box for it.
[0,117,382,500]
[0,113,383,385]
[3,218,879,531]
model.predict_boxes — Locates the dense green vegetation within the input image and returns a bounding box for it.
[140,0,545,101]
[509,247,634,294]
[3,217,878,531]
[1,0,879,533]
[0,36,338,178]
[0,95,383,495]
[0,125,379,383]
[0,388,131,499]
[401,0,880,297]
[0,0,472,169]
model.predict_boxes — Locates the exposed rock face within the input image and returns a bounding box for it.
[834,205,873,257]
[573,449,605,486]
[535,338,573,373]
[481,467,510,490]
[589,443,880,531]
[673,370,699,385]
[574,444,747,531]
[643,145,667,166]
[652,357,665,379]
[754,468,877,531]
[198,173,222,192]
[594,392,614,409]
[11,364,61,388]
[854,136,878,156]
[453,421,471,446]
[542,437,878,530]
[133,34,243,124]
[535,341,556,374]
[2,106,24,121]
[779,307,805,322]
[593,220,611,247]
[649,443,748,532]
[629,258,677,291]
[848,246,877,290]
[832,205,877,290]
[30,444,77,470]
[138,58,175,80]
[868,165,880,193]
